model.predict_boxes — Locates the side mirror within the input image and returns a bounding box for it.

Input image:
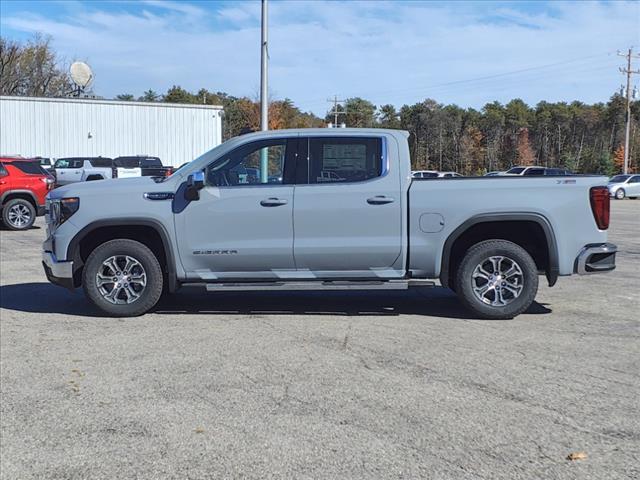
[185,171,205,201]
[187,170,205,188]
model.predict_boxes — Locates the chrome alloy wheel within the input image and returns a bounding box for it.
[96,255,147,304]
[471,256,524,307]
[7,204,32,228]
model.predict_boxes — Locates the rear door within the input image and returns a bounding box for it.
[292,135,403,278]
[0,163,11,196]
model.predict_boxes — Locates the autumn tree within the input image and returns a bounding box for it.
[516,127,536,166]
[613,145,625,173]
[460,126,485,175]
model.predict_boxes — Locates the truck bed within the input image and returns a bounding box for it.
[407,175,609,279]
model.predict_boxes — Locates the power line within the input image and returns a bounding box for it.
[618,47,640,174]
[296,51,617,107]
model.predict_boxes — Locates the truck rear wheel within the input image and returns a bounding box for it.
[455,240,538,319]
[82,239,163,317]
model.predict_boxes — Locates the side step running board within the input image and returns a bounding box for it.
[204,279,435,292]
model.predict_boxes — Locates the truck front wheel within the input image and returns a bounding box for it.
[455,240,538,320]
[82,239,163,317]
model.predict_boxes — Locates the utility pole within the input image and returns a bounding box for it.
[327,95,346,127]
[618,47,640,174]
[259,0,268,182]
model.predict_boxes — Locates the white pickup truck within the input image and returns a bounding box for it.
[43,128,616,318]
[53,156,172,185]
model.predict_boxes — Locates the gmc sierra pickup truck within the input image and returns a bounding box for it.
[42,128,617,318]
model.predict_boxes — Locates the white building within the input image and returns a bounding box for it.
[0,96,223,167]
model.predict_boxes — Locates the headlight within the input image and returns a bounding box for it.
[48,197,79,225]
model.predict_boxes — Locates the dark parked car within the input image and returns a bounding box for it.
[113,156,173,179]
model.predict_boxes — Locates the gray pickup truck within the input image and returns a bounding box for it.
[42,128,617,318]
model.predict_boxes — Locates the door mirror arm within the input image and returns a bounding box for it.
[185,171,205,201]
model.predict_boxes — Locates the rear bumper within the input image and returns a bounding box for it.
[42,251,75,289]
[575,243,617,275]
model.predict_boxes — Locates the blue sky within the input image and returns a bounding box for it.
[1,0,638,115]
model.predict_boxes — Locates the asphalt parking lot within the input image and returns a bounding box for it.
[1,201,638,480]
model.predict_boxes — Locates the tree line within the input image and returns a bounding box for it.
[2,35,638,174]
[117,87,639,175]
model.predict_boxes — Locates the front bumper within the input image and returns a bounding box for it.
[42,251,75,289]
[575,243,617,275]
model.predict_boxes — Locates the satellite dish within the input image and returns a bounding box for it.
[70,61,93,89]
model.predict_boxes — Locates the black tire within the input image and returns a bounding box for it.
[455,240,538,320]
[82,239,163,317]
[1,198,36,231]
[615,188,625,200]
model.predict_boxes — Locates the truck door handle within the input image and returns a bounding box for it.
[367,195,395,205]
[260,197,288,207]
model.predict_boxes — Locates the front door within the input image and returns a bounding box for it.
[174,137,297,280]
[292,135,404,278]
[55,158,84,185]
[627,175,640,196]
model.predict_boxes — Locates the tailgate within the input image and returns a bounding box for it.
[116,167,141,178]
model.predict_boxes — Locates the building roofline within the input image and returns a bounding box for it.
[0,95,223,110]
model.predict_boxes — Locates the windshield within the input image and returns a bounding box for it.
[506,167,525,174]
[609,175,630,183]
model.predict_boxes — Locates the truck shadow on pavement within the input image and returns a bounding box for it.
[0,282,552,320]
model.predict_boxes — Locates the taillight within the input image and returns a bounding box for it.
[41,177,54,190]
[590,186,610,230]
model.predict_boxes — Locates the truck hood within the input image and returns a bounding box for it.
[48,176,171,200]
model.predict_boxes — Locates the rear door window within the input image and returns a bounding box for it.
[12,161,47,175]
[0,163,7,177]
[524,168,545,176]
[89,158,113,168]
[297,137,383,184]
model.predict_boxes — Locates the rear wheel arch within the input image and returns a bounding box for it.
[440,213,559,289]
[1,190,38,209]
[67,219,178,292]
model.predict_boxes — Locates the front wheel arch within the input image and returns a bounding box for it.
[68,219,178,292]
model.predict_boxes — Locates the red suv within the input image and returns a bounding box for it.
[0,157,54,230]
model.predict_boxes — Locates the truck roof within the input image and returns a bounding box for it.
[235,127,410,140]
